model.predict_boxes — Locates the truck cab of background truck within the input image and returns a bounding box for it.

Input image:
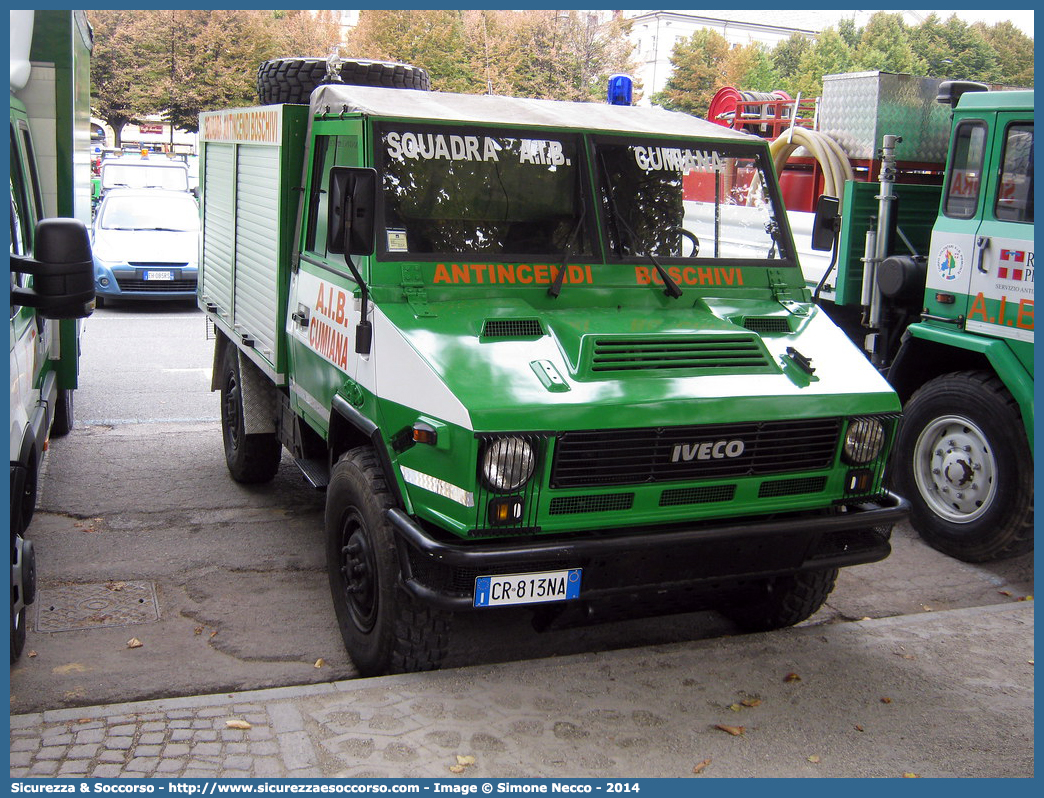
[199,77,908,676]
[9,9,96,663]
[808,79,1033,564]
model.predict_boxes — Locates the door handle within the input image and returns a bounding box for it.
[974,235,990,273]
[291,304,311,328]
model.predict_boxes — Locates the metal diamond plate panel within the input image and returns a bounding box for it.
[34,581,160,632]
[820,71,952,164]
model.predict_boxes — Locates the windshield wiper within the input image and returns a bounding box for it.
[547,194,589,299]
[597,152,682,299]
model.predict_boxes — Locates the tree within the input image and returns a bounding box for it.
[348,9,476,93]
[723,43,779,93]
[273,9,343,59]
[652,28,730,116]
[792,28,853,97]
[771,33,813,91]
[853,12,925,75]
[87,10,169,148]
[163,11,284,134]
[910,14,997,82]
[974,21,1034,86]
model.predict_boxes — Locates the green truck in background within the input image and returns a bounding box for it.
[9,10,95,662]
[799,73,1033,563]
[199,61,908,676]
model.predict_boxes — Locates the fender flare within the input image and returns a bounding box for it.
[890,324,1034,448]
[329,394,407,509]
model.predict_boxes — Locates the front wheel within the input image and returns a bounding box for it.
[893,371,1033,562]
[326,447,451,676]
[725,568,838,632]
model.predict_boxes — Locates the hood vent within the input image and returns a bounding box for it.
[743,316,792,334]
[481,318,544,339]
[589,334,774,373]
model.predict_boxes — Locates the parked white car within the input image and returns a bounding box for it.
[91,188,200,304]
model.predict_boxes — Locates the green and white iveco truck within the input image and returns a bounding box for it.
[199,61,908,675]
[801,73,1034,562]
[9,10,95,662]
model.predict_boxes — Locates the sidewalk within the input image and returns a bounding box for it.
[9,602,1034,779]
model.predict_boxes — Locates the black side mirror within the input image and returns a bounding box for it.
[11,218,95,319]
[810,195,840,252]
[327,167,377,256]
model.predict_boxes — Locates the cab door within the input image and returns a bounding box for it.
[924,117,995,324]
[964,116,1034,348]
[286,125,367,437]
[9,118,45,451]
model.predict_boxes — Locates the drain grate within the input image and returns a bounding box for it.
[34,581,160,632]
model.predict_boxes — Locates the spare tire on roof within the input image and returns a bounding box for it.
[257,57,431,104]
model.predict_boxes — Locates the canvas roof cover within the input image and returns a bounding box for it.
[310,84,754,141]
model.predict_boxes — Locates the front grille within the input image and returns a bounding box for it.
[549,493,635,515]
[116,278,197,293]
[759,476,828,498]
[550,418,841,489]
[659,484,737,507]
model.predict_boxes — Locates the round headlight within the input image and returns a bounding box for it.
[843,418,885,464]
[481,437,535,493]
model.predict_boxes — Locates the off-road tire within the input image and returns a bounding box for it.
[893,371,1033,562]
[50,388,74,437]
[257,57,430,105]
[726,568,838,632]
[326,447,450,676]
[219,344,281,484]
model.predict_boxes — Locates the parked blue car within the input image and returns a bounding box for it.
[91,188,200,304]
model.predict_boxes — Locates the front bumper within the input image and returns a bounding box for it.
[95,262,198,301]
[388,491,909,611]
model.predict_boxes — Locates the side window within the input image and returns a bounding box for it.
[20,125,43,221]
[305,135,359,258]
[995,122,1033,223]
[943,121,987,219]
[9,124,32,257]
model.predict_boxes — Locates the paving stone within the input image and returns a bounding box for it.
[67,743,101,759]
[90,764,125,778]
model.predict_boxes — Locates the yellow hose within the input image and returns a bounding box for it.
[767,128,853,208]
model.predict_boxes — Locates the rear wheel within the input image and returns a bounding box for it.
[725,568,838,632]
[326,447,450,676]
[893,371,1033,562]
[50,388,74,437]
[257,57,430,104]
[219,344,281,483]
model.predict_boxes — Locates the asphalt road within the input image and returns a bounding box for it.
[9,301,1034,715]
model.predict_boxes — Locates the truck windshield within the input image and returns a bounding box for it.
[377,123,594,260]
[594,136,792,264]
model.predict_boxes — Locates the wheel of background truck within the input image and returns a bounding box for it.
[326,446,451,676]
[10,606,26,664]
[725,568,838,632]
[257,57,430,105]
[50,388,74,437]
[219,344,281,484]
[18,448,38,537]
[893,371,1033,562]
